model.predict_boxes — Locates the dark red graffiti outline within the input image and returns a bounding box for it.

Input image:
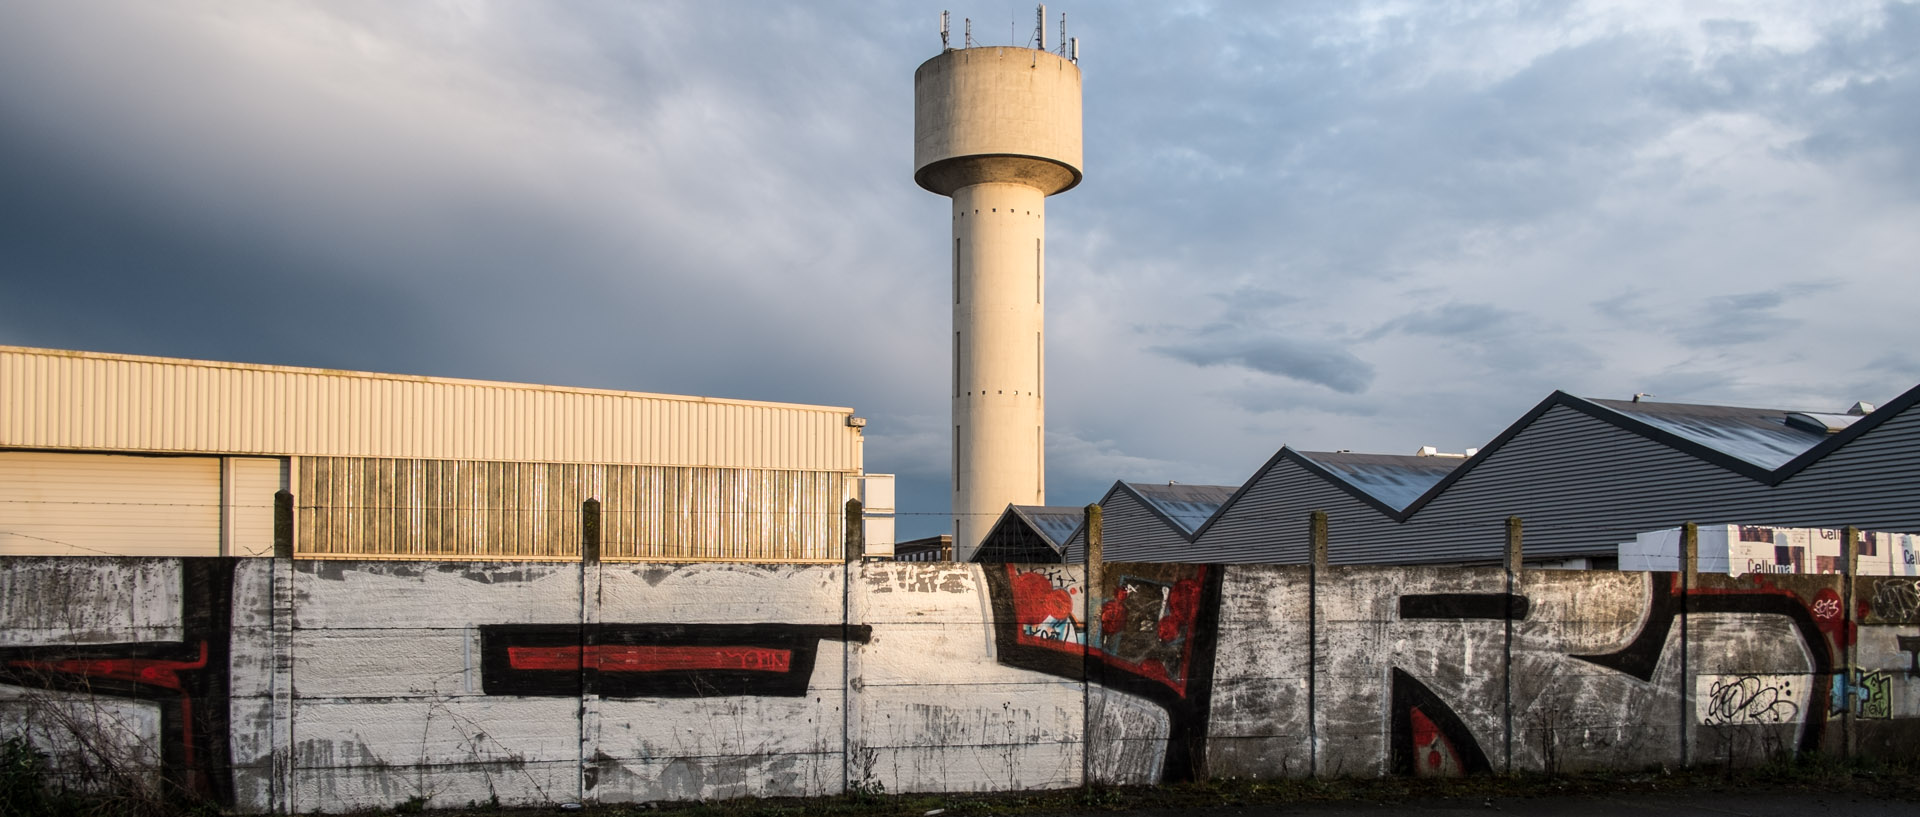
[0,559,234,805]
[8,642,211,776]
[480,623,870,699]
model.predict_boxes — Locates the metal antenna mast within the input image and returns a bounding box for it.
[941,10,950,50]
[1036,4,1046,51]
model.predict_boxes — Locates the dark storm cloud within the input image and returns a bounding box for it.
[1370,302,1526,343]
[1363,300,1601,377]
[0,2,941,410]
[1156,330,1374,394]
[1672,285,1822,348]
[1214,383,1386,418]
[1592,290,1650,323]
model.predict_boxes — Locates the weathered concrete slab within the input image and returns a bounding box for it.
[3,556,1919,813]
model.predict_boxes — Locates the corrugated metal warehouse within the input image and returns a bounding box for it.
[0,346,876,561]
[979,383,1920,567]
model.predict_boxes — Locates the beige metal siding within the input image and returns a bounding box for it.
[225,457,285,556]
[296,457,845,562]
[1,346,862,471]
[0,451,220,556]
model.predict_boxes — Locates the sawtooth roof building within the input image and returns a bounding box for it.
[975,382,1920,567]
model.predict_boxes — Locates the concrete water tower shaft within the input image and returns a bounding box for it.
[914,42,1082,559]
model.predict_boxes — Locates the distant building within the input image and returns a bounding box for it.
[0,346,875,561]
[894,534,953,562]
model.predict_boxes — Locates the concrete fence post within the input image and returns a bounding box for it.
[273,490,294,560]
[1082,502,1102,789]
[848,502,864,797]
[579,499,603,804]
[1308,510,1328,778]
[581,498,601,565]
[1503,516,1522,775]
[1843,526,1860,758]
[270,491,296,814]
[845,499,865,563]
[1679,521,1697,768]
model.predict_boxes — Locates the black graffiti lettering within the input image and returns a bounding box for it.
[1869,579,1920,624]
[1398,593,1530,620]
[1702,675,1800,725]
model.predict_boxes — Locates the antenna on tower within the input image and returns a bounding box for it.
[1035,4,1046,51]
[964,17,973,48]
[1069,37,1077,62]
[940,11,950,50]
[1057,13,1067,56]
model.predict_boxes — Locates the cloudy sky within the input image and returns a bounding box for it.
[2,2,1916,540]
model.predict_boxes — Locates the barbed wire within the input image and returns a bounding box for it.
[0,497,1893,535]
[0,530,122,556]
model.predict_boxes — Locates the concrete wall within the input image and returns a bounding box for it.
[3,556,1917,812]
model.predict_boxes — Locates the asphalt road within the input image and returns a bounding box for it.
[1097,792,1920,816]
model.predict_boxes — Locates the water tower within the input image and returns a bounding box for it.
[914,10,1081,559]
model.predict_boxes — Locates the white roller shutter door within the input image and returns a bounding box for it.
[0,451,221,556]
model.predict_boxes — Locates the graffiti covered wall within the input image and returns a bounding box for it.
[2,556,1918,812]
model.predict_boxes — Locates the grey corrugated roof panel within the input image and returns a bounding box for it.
[1122,483,1238,535]
[1011,505,1088,549]
[1291,452,1460,511]
[1585,397,1828,470]
[1394,383,1920,518]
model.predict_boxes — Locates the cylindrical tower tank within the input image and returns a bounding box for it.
[914,46,1082,560]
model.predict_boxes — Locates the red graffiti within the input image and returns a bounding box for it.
[508,645,793,673]
[1810,588,1856,648]
[1012,570,1075,626]
[1409,707,1462,776]
[1157,579,1202,642]
[10,641,206,692]
[996,565,1211,700]
[1101,586,1130,636]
